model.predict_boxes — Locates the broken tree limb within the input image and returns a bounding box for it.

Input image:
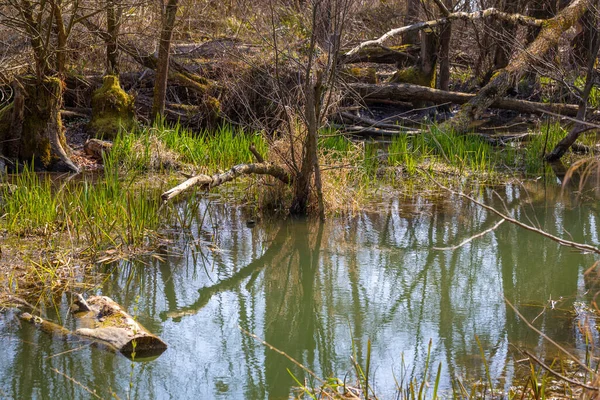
[349,82,591,117]
[346,8,544,56]
[442,0,591,133]
[161,162,292,202]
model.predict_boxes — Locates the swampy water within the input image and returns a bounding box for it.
[1,178,600,399]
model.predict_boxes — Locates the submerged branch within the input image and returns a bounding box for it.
[506,299,595,374]
[433,219,505,250]
[524,350,600,391]
[428,175,600,255]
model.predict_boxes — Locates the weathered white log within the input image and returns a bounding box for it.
[72,296,167,356]
[161,162,292,202]
[346,8,544,56]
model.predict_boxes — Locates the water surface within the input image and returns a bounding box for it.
[1,179,600,399]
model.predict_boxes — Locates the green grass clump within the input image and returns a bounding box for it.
[387,127,497,176]
[0,162,163,249]
[522,122,565,175]
[108,121,269,173]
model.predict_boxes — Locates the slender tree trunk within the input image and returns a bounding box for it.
[106,0,121,74]
[404,0,420,45]
[442,0,591,134]
[290,76,321,216]
[492,0,521,70]
[152,0,179,120]
[438,0,453,91]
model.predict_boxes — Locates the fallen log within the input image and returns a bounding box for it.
[84,139,113,159]
[21,294,167,359]
[339,45,419,65]
[162,162,292,202]
[349,82,593,118]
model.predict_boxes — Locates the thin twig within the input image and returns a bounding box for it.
[426,174,600,255]
[433,219,505,250]
[238,326,324,384]
[524,350,599,391]
[505,299,594,374]
[51,368,104,399]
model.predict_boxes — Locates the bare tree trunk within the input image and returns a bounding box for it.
[106,0,121,74]
[404,0,421,45]
[438,0,453,91]
[492,0,521,70]
[152,0,179,119]
[442,0,591,134]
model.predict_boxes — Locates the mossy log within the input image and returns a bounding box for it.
[72,295,167,357]
[389,66,435,88]
[21,295,167,359]
[339,45,418,65]
[340,67,378,84]
[0,77,78,172]
[89,75,136,140]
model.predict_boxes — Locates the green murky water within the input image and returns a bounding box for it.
[1,179,600,399]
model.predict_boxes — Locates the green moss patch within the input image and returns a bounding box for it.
[89,75,136,140]
[389,66,436,88]
[341,67,378,84]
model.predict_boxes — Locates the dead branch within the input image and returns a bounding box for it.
[506,299,595,374]
[346,8,544,56]
[349,82,594,118]
[524,350,600,391]
[442,0,591,133]
[161,162,292,202]
[428,175,600,255]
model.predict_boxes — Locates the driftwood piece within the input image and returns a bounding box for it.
[21,295,167,358]
[84,139,112,159]
[349,82,593,118]
[162,162,292,202]
[73,296,167,356]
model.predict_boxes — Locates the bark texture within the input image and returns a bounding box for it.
[152,0,180,119]
[0,77,78,172]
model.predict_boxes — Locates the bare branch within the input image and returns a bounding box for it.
[524,350,600,391]
[346,8,544,56]
[161,162,292,202]
[428,175,600,255]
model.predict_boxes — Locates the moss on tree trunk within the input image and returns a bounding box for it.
[0,77,78,172]
[89,75,136,140]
